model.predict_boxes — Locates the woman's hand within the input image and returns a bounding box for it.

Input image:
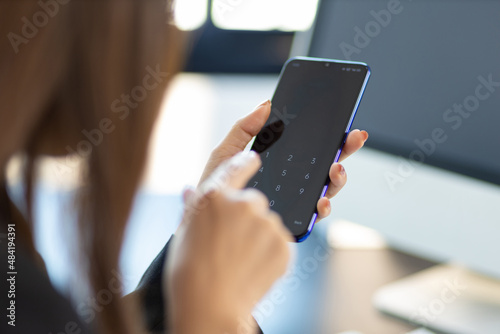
[198,100,369,222]
[166,152,293,334]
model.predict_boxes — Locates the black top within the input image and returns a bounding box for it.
[0,181,170,334]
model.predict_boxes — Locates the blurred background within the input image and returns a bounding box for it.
[9,1,500,333]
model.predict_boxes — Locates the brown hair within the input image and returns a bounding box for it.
[0,1,183,333]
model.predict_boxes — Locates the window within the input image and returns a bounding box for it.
[173,0,319,31]
[173,0,209,30]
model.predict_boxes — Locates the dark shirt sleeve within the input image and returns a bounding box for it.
[134,236,264,334]
[134,236,173,333]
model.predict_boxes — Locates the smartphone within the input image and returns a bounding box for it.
[247,57,370,242]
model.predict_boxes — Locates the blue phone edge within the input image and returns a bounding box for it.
[288,57,372,242]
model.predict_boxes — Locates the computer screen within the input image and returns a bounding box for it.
[309,0,500,185]
[300,0,500,280]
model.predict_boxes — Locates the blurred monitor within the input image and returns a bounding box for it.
[309,0,500,185]
[299,0,500,332]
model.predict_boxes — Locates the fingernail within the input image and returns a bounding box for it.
[361,130,369,142]
[255,99,271,110]
[244,150,259,162]
[247,150,258,158]
[241,150,258,159]
[339,164,345,176]
[182,186,195,203]
[232,150,259,166]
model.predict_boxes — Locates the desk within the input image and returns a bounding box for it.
[259,229,436,334]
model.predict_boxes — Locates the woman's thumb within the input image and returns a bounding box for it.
[220,100,271,152]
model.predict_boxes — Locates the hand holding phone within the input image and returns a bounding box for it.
[247,57,370,242]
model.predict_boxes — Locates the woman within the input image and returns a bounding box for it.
[0,1,368,333]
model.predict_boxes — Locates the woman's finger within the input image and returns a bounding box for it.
[316,197,331,222]
[199,151,261,193]
[324,163,347,198]
[218,100,271,156]
[338,129,368,162]
[197,100,271,186]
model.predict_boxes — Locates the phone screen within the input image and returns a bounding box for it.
[247,57,370,242]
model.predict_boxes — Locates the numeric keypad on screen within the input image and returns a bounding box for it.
[251,150,318,211]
